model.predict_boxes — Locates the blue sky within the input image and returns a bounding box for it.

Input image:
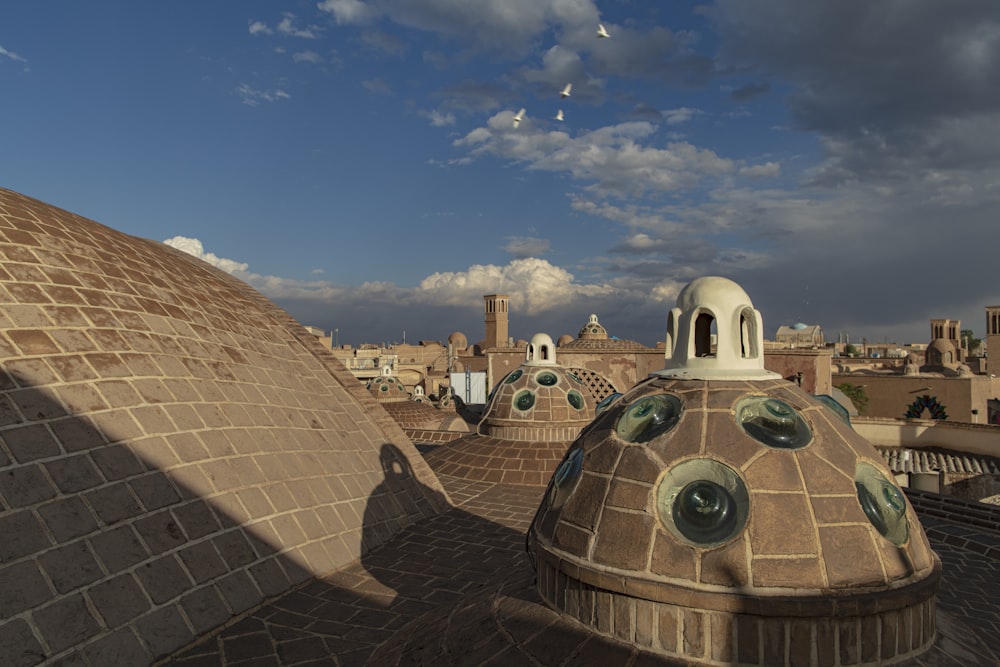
[2,1,998,348]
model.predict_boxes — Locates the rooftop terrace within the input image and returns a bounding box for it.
[162,461,1000,667]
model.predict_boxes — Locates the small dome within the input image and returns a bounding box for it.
[792,322,808,330]
[448,331,468,349]
[366,367,409,403]
[557,334,574,347]
[928,338,956,354]
[578,313,608,340]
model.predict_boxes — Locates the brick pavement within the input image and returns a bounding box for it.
[163,469,1000,666]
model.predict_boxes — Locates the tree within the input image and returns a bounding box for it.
[844,343,860,357]
[835,382,869,415]
[961,329,982,355]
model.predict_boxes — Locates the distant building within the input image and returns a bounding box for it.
[930,318,966,364]
[988,305,1000,375]
[774,322,824,347]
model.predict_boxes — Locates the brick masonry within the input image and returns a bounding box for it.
[0,188,449,664]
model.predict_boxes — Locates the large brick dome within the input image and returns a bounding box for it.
[0,188,448,664]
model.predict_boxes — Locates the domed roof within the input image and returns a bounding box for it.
[560,314,649,351]
[792,322,808,330]
[448,331,468,349]
[928,337,956,354]
[578,313,608,339]
[366,367,409,402]
[557,334,574,346]
[423,332,598,486]
[0,188,448,661]
[527,276,940,664]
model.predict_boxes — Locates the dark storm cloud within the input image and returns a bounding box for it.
[713,0,1000,182]
[729,81,770,102]
[588,25,715,85]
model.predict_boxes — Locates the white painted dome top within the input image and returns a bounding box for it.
[655,276,780,380]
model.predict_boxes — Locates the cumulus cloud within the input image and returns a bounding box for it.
[416,258,617,314]
[454,114,779,198]
[158,237,682,344]
[163,237,344,301]
[162,237,249,274]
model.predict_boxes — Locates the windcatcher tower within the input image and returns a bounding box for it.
[930,318,964,363]
[484,294,509,349]
[988,306,1000,374]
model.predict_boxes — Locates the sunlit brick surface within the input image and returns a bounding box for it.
[0,188,447,664]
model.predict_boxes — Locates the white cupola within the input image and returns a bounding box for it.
[655,276,780,380]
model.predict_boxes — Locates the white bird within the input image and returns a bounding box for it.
[555,109,564,121]
[513,108,525,128]
[560,83,572,98]
[597,23,610,38]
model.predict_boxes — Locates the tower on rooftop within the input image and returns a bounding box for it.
[484,294,509,349]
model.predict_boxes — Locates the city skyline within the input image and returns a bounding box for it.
[2,1,998,346]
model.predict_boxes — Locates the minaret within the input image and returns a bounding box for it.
[988,306,1000,373]
[484,294,509,349]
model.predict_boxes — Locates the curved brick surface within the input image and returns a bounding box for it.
[381,400,471,433]
[528,377,942,665]
[0,188,448,664]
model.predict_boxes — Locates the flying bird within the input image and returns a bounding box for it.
[555,109,564,121]
[513,108,525,128]
[560,83,572,98]
[597,23,610,38]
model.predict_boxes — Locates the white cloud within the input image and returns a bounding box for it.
[248,20,272,36]
[162,237,344,301]
[455,115,752,197]
[0,44,28,71]
[422,109,455,127]
[236,84,291,106]
[317,0,376,25]
[162,237,249,274]
[0,45,27,63]
[277,13,319,38]
[416,258,616,314]
[662,107,701,125]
